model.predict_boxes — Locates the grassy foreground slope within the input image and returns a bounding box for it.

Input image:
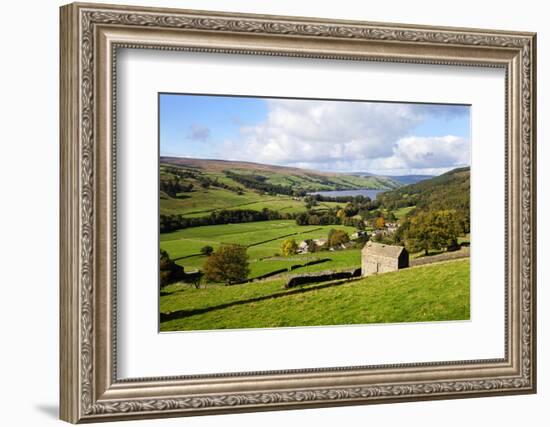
[160,258,470,331]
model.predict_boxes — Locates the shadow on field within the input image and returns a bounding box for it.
[160,277,361,323]
[173,253,204,261]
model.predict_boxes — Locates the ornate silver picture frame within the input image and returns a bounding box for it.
[60,2,536,423]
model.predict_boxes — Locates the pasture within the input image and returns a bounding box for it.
[160,188,342,217]
[160,220,359,278]
[160,258,470,331]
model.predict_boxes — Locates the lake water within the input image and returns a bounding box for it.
[309,189,386,199]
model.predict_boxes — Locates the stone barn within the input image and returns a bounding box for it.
[361,241,409,277]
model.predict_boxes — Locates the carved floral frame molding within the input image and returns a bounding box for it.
[60,2,536,423]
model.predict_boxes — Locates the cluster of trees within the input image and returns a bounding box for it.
[160,208,293,233]
[305,194,384,219]
[294,208,366,230]
[295,210,339,226]
[194,175,241,192]
[224,171,307,197]
[377,167,470,218]
[162,166,195,179]
[372,208,467,255]
[327,229,350,248]
[367,168,471,255]
[159,249,185,288]
[296,194,394,231]
[161,164,242,194]
[160,249,204,288]
[403,209,464,255]
[160,179,194,197]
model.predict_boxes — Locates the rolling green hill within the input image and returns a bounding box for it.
[160,157,401,217]
[377,167,470,213]
[161,156,401,192]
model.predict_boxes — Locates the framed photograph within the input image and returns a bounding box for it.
[60,2,537,423]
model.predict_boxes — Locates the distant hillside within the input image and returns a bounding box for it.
[388,175,434,185]
[377,167,470,214]
[349,171,433,185]
[160,157,401,191]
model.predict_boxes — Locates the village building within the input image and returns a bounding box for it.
[350,230,367,240]
[385,222,399,233]
[361,241,409,277]
[328,241,355,251]
[297,240,309,253]
[297,238,327,254]
[312,238,327,247]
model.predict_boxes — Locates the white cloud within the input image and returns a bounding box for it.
[369,135,470,173]
[222,99,469,175]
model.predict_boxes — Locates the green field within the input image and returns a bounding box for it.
[393,205,416,219]
[160,258,470,331]
[160,188,343,217]
[160,220,359,278]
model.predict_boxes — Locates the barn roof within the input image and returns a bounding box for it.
[361,241,406,258]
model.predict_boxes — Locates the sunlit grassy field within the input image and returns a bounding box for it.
[160,168,346,217]
[160,220,359,278]
[160,258,470,331]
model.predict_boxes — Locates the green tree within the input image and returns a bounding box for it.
[203,244,250,285]
[359,209,371,221]
[374,216,386,230]
[431,209,462,249]
[159,249,185,288]
[281,239,299,256]
[200,245,214,256]
[405,210,461,256]
[336,209,347,222]
[386,211,397,222]
[295,213,309,226]
[328,229,350,248]
[304,195,318,209]
[307,215,321,225]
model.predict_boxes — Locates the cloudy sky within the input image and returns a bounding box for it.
[159,93,470,176]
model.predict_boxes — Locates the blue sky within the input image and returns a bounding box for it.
[159,93,470,176]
